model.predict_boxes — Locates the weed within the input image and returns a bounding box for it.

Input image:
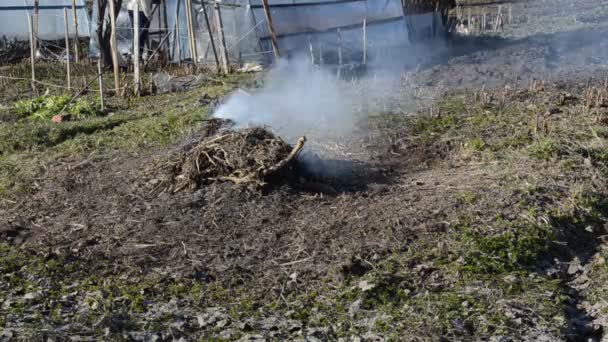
[15,95,101,121]
[527,138,558,160]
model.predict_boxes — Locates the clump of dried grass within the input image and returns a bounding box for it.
[169,121,305,191]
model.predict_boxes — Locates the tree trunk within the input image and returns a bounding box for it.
[97,0,123,67]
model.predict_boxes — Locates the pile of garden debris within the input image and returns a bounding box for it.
[167,119,306,191]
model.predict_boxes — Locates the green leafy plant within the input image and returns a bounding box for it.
[14,95,101,121]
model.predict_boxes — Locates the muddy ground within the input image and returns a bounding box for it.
[3,0,608,341]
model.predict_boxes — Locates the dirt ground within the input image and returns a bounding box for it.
[3,0,608,341]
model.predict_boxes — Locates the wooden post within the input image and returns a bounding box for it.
[261,0,280,60]
[468,7,471,31]
[495,5,502,32]
[214,2,230,74]
[163,0,170,61]
[97,59,105,111]
[63,8,72,90]
[175,0,182,65]
[201,4,220,71]
[27,15,37,94]
[108,0,120,93]
[509,4,513,25]
[482,10,486,32]
[158,0,162,60]
[71,0,80,62]
[337,28,343,65]
[133,1,141,96]
[185,0,193,61]
[185,0,198,67]
[363,17,367,65]
[33,0,39,52]
[175,19,182,65]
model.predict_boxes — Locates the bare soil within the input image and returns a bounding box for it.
[3,0,608,341]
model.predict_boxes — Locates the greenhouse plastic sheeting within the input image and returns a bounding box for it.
[0,0,90,40]
[90,0,440,64]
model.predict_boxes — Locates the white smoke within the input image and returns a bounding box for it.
[212,56,360,139]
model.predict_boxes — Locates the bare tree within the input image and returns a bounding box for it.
[96,0,123,67]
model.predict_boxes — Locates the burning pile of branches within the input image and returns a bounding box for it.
[170,123,306,191]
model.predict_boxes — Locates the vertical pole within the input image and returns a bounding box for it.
[175,0,182,65]
[185,0,193,61]
[201,4,220,71]
[108,0,120,93]
[98,59,105,111]
[163,0,170,61]
[158,0,162,59]
[247,0,264,59]
[337,28,343,65]
[363,17,367,65]
[214,3,230,74]
[495,5,502,32]
[467,7,471,31]
[308,35,314,65]
[319,40,324,65]
[33,0,39,52]
[27,15,37,94]
[63,8,72,90]
[133,1,141,96]
[185,0,198,67]
[72,0,80,62]
[176,19,182,65]
[261,0,280,60]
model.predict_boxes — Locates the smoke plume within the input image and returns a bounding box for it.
[212,57,360,140]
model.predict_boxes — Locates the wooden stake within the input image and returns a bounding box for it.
[495,5,502,32]
[63,8,72,90]
[108,0,120,93]
[97,59,105,111]
[261,0,280,60]
[27,15,37,94]
[185,0,198,67]
[133,1,141,96]
[71,0,80,62]
[509,5,513,25]
[363,17,367,65]
[214,2,230,74]
[175,0,182,65]
[201,4,220,71]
